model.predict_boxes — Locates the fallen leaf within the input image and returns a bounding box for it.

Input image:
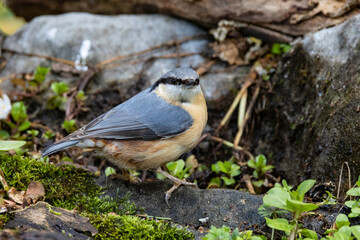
[3,199,16,208]
[0,197,6,213]
[25,181,45,204]
[211,39,244,65]
[11,78,26,89]
[290,0,357,23]
[7,187,25,205]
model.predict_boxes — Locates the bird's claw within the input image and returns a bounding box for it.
[156,167,198,207]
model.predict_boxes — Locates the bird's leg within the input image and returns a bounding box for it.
[156,167,197,207]
[110,169,141,182]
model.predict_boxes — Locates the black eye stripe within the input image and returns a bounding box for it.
[162,77,199,86]
[150,77,199,91]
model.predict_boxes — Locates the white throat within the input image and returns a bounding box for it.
[157,84,202,103]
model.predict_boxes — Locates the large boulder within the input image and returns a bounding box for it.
[253,15,360,188]
[0,13,247,104]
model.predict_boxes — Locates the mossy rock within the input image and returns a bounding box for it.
[0,154,194,239]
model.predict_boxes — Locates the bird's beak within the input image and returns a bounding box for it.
[183,78,199,87]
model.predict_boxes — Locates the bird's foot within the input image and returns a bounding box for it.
[110,169,141,183]
[156,167,198,207]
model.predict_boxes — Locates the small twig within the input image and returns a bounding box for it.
[243,174,256,194]
[196,59,217,76]
[136,214,172,221]
[30,122,53,132]
[234,83,261,147]
[195,133,210,146]
[0,73,17,85]
[215,79,255,134]
[0,56,6,71]
[95,34,207,69]
[0,169,9,191]
[234,89,247,147]
[65,68,96,120]
[337,161,351,199]
[209,135,254,160]
[102,52,199,71]
[3,48,76,66]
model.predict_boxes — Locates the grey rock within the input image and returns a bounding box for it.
[98,176,264,229]
[252,15,360,187]
[201,64,250,106]
[0,13,249,103]
[0,230,72,240]
[5,202,97,239]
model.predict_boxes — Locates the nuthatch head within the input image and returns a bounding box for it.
[42,67,208,172]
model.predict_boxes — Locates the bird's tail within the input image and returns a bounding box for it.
[41,140,79,157]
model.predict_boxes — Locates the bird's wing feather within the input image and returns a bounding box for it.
[59,89,193,142]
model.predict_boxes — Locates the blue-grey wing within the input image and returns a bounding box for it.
[59,89,193,142]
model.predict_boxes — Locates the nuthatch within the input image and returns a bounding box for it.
[42,67,208,204]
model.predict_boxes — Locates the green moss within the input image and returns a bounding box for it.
[0,153,100,208]
[0,154,194,239]
[0,213,13,229]
[85,213,194,240]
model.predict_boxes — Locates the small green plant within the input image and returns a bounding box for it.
[203,225,264,240]
[76,90,86,102]
[105,167,116,177]
[247,154,273,188]
[62,119,77,133]
[2,101,32,139]
[26,129,39,139]
[47,81,69,110]
[43,131,55,139]
[156,159,192,180]
[322,214,360,239]
[262,179,318,240]
[30,66,50,87]
[345,176,360,218]
[210,157,241,187]
[271,43,292,55]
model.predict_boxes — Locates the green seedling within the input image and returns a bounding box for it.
[105,167,116,177]
[30,66,50,87]
[60,156,73,162]
[47,81,69,110]
[76,90,87,102]
[44,131,55,139]
[248,154,273,178]
[166,159,191,179]
[210,157,241,187]
[156,159,191,180]
[322,214,360,240]
[262,179,318,240]
[0,130,9,139]
[345,176,360,218]
[2,101,31,139]
[271,43,292,55]
[62,119,77,134]
[247,154,274,188]
[203,225,264,240]
[157,155,199,180]
[26,129,39,139]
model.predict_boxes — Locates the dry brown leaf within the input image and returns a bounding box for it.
[7,187,25,205]
[11,78,26,89]
[25,181,45,204]
[290,0,357,23]
[3,199,16,209]
[211,39,245,65]
[0,197,6,213]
